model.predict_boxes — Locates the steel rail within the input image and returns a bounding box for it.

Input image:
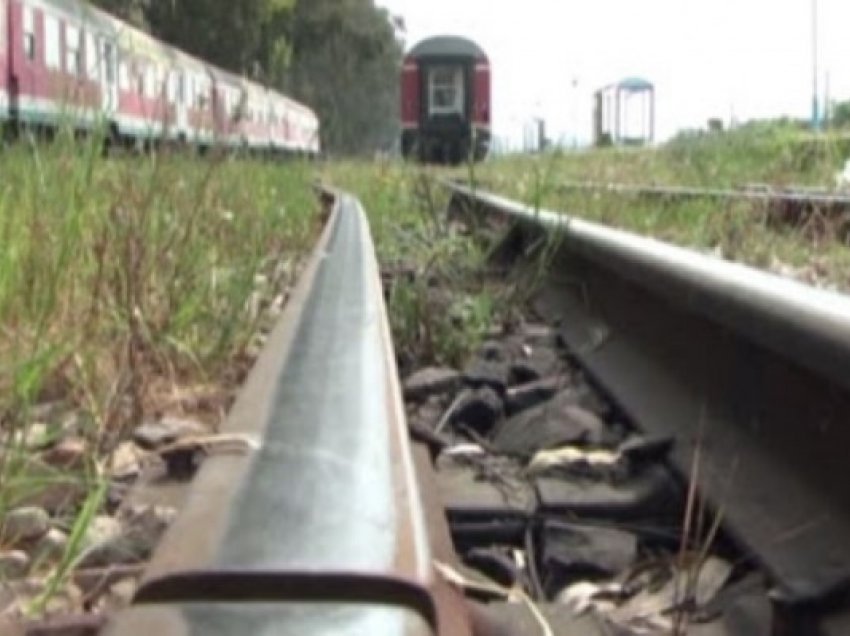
[445,182,850,608]
[555,179,850,209]
[106,190,472,635]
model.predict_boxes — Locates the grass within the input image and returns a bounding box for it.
[320,123,850,373]
[321,160,506,372]
[481,122,850,188]
[467,123,850,291]
[4,118,840,617]
[0,130,318,612]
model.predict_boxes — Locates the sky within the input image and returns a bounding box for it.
[376,0,850,149]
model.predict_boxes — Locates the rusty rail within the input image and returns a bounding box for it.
[105,189,473,635]
[445,181,850,610]
[556,179,850,209]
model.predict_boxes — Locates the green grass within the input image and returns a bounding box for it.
[322,161,504,370]
[480,122,850,188]
[467,124,850,290]
[0,132,318,605]
[6,120,844,613]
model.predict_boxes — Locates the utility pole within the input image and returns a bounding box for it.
[812,0,820,131]
[571,77,579,149]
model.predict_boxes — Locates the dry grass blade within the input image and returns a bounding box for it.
[435,561,554,636]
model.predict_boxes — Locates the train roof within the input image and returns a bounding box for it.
[597,77,655,94]
[408,35,488,61]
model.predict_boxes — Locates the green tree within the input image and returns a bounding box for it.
[144,0,294,77]
[285,0,403,155]
[832,101,850,129]
[89,0,148,26]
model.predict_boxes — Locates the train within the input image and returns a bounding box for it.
[0,0,320,154]
[400,35,491,164]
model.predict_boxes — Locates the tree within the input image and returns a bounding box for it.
[144,0,296,78]
[284,0,403,154]
[832,101,850,129]
[89,0,148,27]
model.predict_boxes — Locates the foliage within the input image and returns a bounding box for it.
[322,161,500,369]
[285,0,403,155]
[0,133,318,588]
[468,125,850,290]
[88,0,148,26]
[145,0,297,80]
[832,100,850,129]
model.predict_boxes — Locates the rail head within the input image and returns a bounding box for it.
[445,180,850,603]
[107,189,453,635]
[446,181,850,392]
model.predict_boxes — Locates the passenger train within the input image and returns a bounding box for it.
[0,0,320,153]
[401,35,491,164]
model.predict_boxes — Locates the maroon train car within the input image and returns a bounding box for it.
[401,35,490,163]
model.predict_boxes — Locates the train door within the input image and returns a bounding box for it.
[174,70,187,134]
[1,0,10,118]
[99,37,118,115]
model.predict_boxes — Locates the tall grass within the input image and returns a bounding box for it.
[0,133,317,594]
[323,160,501,369]
[467,125,850,290]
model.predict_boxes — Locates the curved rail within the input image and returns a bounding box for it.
[446,182,850,607]
[106,190,471,635]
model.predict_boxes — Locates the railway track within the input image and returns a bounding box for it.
[96,181,850,635]
[556,179,850,209]
[554,180,850,237]
[445,183,850,633]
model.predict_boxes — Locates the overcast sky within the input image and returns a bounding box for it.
[376,0,849,148]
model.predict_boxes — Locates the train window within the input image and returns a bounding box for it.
[119,61,129,91]
[145,66,156,99]
[23,5,35,61]
[85,32,98,80]
[429,66,464,116]
[167,71,177,104]
[66,25,82,76]
[44,15,60,70]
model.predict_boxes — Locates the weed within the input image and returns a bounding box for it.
[322,161,502,369]
[0,134,317,613]
[466,125,850,290]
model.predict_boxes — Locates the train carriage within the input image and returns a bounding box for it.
[5,0,117,129]
[0,0,9,120]
[180,63,216,145]
[238,78,271,149]
[290,101,320,154]
[207,66,252,147]
[114,24,176,141]
[0,0,320,155]
[401,35,491,163]
[267,91,320,155]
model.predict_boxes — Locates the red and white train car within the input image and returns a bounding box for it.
[400,35,491,163]
[0,1,9,120]
[0,0,320,153]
